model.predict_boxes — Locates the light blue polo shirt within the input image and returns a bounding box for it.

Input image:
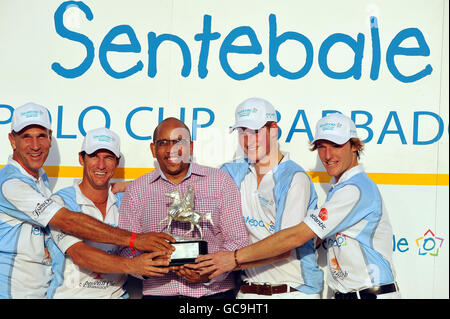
[221,153,323,294]
[0,157,64,298]
[304,165,396,293]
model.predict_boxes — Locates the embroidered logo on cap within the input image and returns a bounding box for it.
[21,110,43,119]
[93,134,114,143]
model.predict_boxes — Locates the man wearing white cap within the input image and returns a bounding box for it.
[49,128,171,298]
[193,112,400,299]
[0,103,174,299]
[192,97,323,299]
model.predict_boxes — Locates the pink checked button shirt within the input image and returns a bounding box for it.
[119,163,248,297]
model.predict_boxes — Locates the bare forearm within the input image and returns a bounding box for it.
[50,208,175,252]
[236,222,315,264]
[50,208,131,247]
[237,251,291,270]
[67,243,171,276]
[192,222,316,279]
[68,243,133,274]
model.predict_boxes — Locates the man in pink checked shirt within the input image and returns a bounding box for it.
[118,117,248,299]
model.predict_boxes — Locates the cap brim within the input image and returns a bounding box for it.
[312,134,350,145]
[84,144,120,158]
[13,121,51,133]
[229,119,267,133]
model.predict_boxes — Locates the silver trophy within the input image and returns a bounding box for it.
[160,184,213,265]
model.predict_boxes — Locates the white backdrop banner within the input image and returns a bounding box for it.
[0,0,448,298]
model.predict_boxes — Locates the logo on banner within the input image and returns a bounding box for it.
[416,229,445,256]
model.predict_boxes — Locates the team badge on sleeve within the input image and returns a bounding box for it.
[318,208,328,221]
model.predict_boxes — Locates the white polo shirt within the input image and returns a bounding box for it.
[221,153,323,294]
[304,165,396,293]
[0,157,63,299]
[50,180,127,299]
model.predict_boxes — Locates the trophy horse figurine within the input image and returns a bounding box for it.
[160,184,214,239]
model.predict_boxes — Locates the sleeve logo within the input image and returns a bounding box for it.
[318,208,328,221]
[33,198,54,218]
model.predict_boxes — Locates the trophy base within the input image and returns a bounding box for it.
[169,236,208,266]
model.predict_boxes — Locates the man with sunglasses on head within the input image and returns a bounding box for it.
[118,117,248,299]
[192,97,323,299]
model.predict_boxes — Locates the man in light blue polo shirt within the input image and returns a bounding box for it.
[194,112,400,299]
[0,102,174,299]
[217,97,323,299]
[50,128,171,299]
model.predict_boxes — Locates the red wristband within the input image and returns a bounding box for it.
[129,232,137,253]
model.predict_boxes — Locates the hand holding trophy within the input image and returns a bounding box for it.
[159,184,213,266]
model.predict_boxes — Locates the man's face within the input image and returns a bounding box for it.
[79,149,119,190]
[150,120,193,183]
[8,125,52,178]
[316,139,358,182]
[237,123,276,164]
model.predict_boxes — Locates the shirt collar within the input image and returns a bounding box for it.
[330,164,364,187]
[248,151,291,175]
[72,179,117,207]
[149,161,207,184]
[7,155,46,181]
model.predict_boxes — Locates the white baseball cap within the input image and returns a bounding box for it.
[230,97,277,132]
[11,102,52,132]
[81,127,121,158]
[313,113,358,145]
